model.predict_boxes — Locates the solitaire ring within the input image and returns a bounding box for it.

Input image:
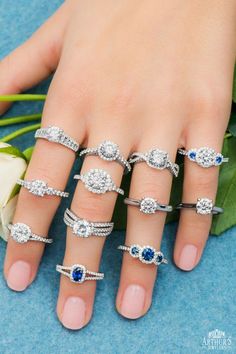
[118,244,168,265]
[80,140,131,173]
[74,169,124,195]
[64,208,114,237]
[176,198,223,215]
[35,126,79,152]
[129,148,179,177]
[56,264,104,283]
[178,147,228,168]
[8,223,53,244]
[17,179,69,198]
[124,197,173,214]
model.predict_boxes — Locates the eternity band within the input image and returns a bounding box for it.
[176,198,223,215]
[56,264,104,283]
[35,126,79,152]
[8,223,53,244]
[124,197,173,214]
[17,179,69,198]
[118,244,168,266]
[178,147,228,168]
[64,208,114,237]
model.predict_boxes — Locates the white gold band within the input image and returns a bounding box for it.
[17,179,69,198]
[35,126,79,152]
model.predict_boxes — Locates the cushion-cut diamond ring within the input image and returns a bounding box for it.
[124,197,173,214]
[178,147,228,168]
[176,198,223,215]
[35,126,79,152]
[17,179,69,198]
[56,264,104,283]
[8,223,53,244]
[118,244,168,266]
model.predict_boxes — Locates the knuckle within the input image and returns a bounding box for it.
[72,193,113,221]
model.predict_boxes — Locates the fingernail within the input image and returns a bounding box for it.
[62,297,86,330]
[121,285,146,319]
[179,244,198,271]
[7,261,31,291]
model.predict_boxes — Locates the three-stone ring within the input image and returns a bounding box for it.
[8,223,53,244]
[118,244,168,265]
[80,140,131,173]
[129,148,179,177]
[56,264,104,283]
[35,125,80,152]
[17,179,69,198]
[74,168,124,195]
[124,197,173,214]
[176,198,223,215]
[64,208,114,237]
[178,147,228,168]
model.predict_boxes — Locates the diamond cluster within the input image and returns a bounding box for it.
[28,180,48,196]
[140,198,157,214]
[129,244,166,265]
[196,198,213,215]
[98,141,119,161]
[187,147,224,168]
[146,149,168,169]
[83,169,114,194]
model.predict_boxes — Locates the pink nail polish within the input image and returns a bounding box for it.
[7,261,31,291]
[61,297,86,330]
[121,285,146,319]
[179,244,198,271]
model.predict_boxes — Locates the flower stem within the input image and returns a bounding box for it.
[0,123,41,143]
[0,113,42,126]
[0,94,46,101]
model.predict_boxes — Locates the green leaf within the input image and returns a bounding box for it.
[0,146,27,161]
[23,146,34,161]
[233,66,236,103]
[228,106,236,137]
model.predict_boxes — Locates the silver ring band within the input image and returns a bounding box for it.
[56,264,104,283]
[176,198,223,215]
[35,126,79,152]
[118,244,168,265]
[178,147,228,168]
[124,197,172,214]
[64,208,114,237]
[8,223,53,244]
[17,179,69,198]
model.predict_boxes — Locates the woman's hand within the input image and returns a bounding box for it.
[1,0,235,330]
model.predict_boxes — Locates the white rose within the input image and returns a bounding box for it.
[0,142,27,241]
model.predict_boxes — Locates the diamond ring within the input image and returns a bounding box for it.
[118,244,168,265]
[74,168,124,195]
[178,147,228,168]
[17,179,69,198]
[56,264,104,283]
[124,197,173,214]
[35,126,80,152]
[8,223,53,244]
[64,208,114,237]
[176,198,223,215]
[80,140,131,173]
[129,149,179,177]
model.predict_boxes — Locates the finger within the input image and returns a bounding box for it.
[116,128,180,319]
[56,133,131,330]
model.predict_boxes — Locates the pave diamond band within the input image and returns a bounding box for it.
[124,197,173,214]
[17,179,69,198]
[129,149,179,177]
[118,244,168,265]
[176,198,223,215]
[74,169,124,195]
[80,140,131,173]
[8,223,53,244]
[178,147,228,168]
[64,208,114,237]
[35,126,79,152]
[56,264,104,283]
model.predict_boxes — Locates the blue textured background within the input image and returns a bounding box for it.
[0,1,235,353]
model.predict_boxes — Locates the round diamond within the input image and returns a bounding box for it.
[130,245,140,258]
[140,247,155,263]
[147,149,168,169]
[195,148,215,168]
[71,265,85,283]
[140,198,157,214]
[98,141,119,161]
[29,180,47,196]
[47,126,62,141]
[196,198,213,215]
[84,169,113,194]
[73,220,91,237]
[11,223,31,243]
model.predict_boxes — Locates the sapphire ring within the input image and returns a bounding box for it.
[178,147,228,168]
[124,197,173,214]
[80,140,131,173]
[17,179,69,198]
[64,208,114,237]
[176,198,223,215]
[118,244,168,265]
[56,264,104,283]
[8,223,53,244]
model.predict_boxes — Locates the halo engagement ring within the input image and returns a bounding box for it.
[74,169,124,195]
[124,197,173,214]
[56,264,104,283]
[118,244,168,265]
[176,198,223,215]
[178,147,228,168]
[8,223,53,244]
[80,140,131,173]
[35,126,80,152]
[17,179,69,198]
[129,148,179,177]
[64,208,114,237]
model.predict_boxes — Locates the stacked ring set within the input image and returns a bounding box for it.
[8,125,227,285]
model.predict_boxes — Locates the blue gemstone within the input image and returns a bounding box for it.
[131,246,139,256]
[142,248,155,262]
[189,151,196,160]
[72,267,84,282]
[215,155,222,165]
[156,254,163,263]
